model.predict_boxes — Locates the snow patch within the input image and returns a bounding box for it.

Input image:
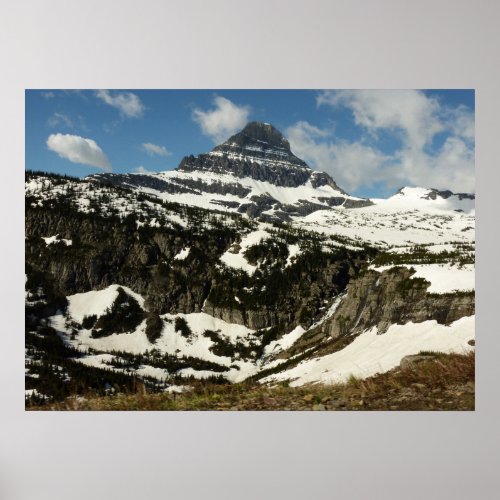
[42,235,72,246]
[371,263,475,294]
[285,244,301,267]
[263,326,306,356]
[220,228,271,275]
[66,285,146,324]
[174,247,190,260]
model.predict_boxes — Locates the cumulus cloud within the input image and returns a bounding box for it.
[391,137,475,193]
[141,142,171,157]
[95,90,145,118]
[192,96,250,143]
[46,133,112,172]
[446,104,475,142]
[300,90,475,194]
[318,90,444,151]
[287,121,390,193]
[41,91,55,99]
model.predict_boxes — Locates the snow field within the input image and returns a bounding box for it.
[263,315,475,387]
[370,263,475,294]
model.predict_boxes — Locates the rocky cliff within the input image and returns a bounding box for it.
[277,266,475,361]
[323,267,474,338]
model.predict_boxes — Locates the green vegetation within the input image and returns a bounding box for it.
[174,317,192,338]
[372,244,475,267]
[395,275,430,295]
[203,330,258,360]
[145,313,163,343]
[82,315,97,329]
[91,287,144,338]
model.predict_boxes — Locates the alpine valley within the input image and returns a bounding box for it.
[25,122,475,410]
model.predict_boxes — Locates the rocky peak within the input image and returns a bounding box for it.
[220,122,293,152]
[178,122,351,190]
[209,121,308,169]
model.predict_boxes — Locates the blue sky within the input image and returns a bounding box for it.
[25,89,474,198]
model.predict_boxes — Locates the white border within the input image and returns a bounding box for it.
[1,1,499,499]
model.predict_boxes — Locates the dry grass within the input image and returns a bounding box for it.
[29,352,474,411]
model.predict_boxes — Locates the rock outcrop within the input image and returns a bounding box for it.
[323,267,475,338]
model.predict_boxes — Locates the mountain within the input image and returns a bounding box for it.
[24,125,475,409]
[375,186,475,213]
[91,122,372,221]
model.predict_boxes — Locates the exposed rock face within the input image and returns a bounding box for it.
[180,122,347,193]
[323,267,475,338]
[25,207,234,315]
[202,254,365,331]
[202,304,280,330]
[426,189,475,201]
[275,266,475,362]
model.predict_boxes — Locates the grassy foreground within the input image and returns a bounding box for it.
[29,352,474,411]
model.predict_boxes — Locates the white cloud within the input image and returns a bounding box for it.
[391,137,475,193]
[446,104,475,142]
[95,90,145,118]
[141,142,171,157]
[46,133,112,172]
[309,90,475,194]
[192,96,250,143]
[47,112,74,129]
[287,121,390,193]
[134,166,155,174]
[318,90,444,151]
[41,91,55,99]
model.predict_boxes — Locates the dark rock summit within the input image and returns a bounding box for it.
[210,121,308,169]
[179,121,345,191]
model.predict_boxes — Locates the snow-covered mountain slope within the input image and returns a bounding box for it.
[85,121,474,250]
[371,186,475,214]
[90,122,371,220]
[262,315,475,387]
[293,186,475,249]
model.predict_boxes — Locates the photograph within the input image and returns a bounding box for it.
[25,89,475,411]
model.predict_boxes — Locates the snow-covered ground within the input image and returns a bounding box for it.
[66,284,145,323]
[371,263,475,294]
[263,315,475,387]
[295,207,474,248]
[54,287,263,383]
[173,247,190,260]
[285,244,301,267]
[25,176,197,230]
[293,186,474,248]
[371,187,475,215]
[263,326,306,357]
[220,228,271,275]
[27,174,476,390]
[138,169,363,214]
[42,235,72,246]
